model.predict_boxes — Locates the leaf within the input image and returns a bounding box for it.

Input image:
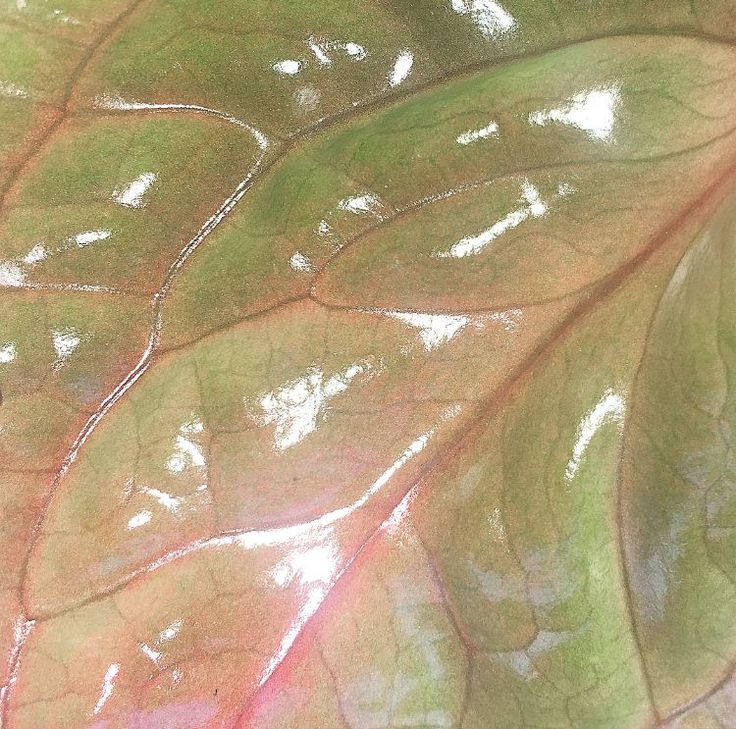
[2,2,736,728]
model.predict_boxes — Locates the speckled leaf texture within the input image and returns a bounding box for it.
[2,2,736,728]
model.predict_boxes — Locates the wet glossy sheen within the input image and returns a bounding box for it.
[2,2,736,728]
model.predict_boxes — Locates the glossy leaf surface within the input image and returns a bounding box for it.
[2,2,736,728]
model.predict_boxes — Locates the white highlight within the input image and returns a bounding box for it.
[437,179,548,258]
[0,81,28,99]
[113,172,157,208]
[93,663,119,715]
[450,0,516,37]
[253,361,373,450]
[262,537,339,684]
[388,50,414,87]
[160,620,183,642]
[565,389,625,482]
[490,308,523,332]
[272,543,339,589]
[308,38,368,66]
[289,251,314,272]
[141,486,184,514]
[23,244,48,264]
[456,121,499,145]
[388,312,470,351]
[0,262,26,287]
[529,86,621,141]
[273,59,303,76]
[128,510,152,529]
[140,643,162,663]
[0,343,16,364]
[52,328,82,369]
[309,40,332,66]
[338,193,382,216]
[139,620,182,666]
[344,42,368,60]
[71,229,111,247]
[295,546,337,585]
[166,418,206,474]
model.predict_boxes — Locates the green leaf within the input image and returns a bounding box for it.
[2,2,736,728]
